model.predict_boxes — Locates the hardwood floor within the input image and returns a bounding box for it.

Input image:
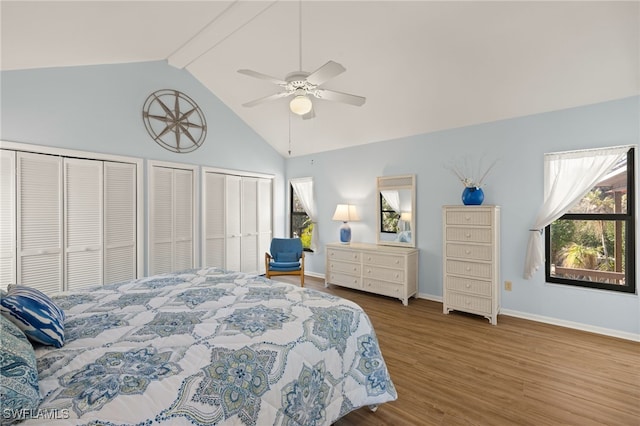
[273,275,640,425]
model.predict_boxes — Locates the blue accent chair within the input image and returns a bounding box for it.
[265,238,305,287]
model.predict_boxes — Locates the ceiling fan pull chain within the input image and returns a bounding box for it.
[298,0,303,72]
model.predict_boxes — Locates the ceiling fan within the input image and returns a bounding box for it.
[238,61,366,119]
[238,62,366,119]
[238,1,365,119]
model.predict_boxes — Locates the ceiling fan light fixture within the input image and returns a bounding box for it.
[290,94,312,115]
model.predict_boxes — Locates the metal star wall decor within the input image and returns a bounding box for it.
[142,89,207,153]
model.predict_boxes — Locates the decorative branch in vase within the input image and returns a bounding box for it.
[446,156,498,205]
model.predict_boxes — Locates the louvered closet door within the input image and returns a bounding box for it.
[241,177,258,273]
[64,158,103,291]
[150,165,194,275]
[104,162,136,285]
[204,172,226,268]
[225,175,242,272]
[151,166,174,275]
[257,178,272,275]
[0,150,16,286]
[173,169,193,271]
[17,152,63,294]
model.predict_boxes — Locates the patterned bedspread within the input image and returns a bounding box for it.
[27,267,397,425]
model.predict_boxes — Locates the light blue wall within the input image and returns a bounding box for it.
[286,96,640,337]
[1,60,287,272]
[2,60,638,337]
[1,61,283,173]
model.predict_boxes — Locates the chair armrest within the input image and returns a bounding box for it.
[265,252,271,275]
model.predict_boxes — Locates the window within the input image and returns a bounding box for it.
[545,148,635,293]
[379,193,400,233]
[290,184,313,251]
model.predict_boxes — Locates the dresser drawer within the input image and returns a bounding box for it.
[363,265,404,284]
[446,291,492,315]
[327,260,361,276]
[446,259,492,279]
[446,209,492,226]
[327,272,362,289]
[327,248,360,263]
[445,276,492,297]
[445,227,492,244]
[445,243,492,261]
[362,252,404,268]
[363,279,403,298]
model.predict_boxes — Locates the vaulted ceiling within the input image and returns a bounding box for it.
[2,1,639,157]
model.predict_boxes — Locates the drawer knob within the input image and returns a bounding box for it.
[465,216,471,221]
[465,233,471,238]
[465,267,471,271]
[395,260,400,264]
[466,301,471,305]
[466,284,471,288]
[465,249,471,255]
[395,273,400,278]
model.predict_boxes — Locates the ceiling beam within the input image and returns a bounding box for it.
[167,0,278,70]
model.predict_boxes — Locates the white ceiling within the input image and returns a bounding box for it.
[2,1,639,157]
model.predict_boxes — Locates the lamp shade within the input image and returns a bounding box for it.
[332,204,359,222]
[400,211,412,221]
[289,95,312,115]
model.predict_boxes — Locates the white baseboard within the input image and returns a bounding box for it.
[499,309,639,342]
[338,291,640,342]
[417,292,442,303]
[306,271,325,280]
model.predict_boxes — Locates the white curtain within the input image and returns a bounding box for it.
[290,177,318,252]
[381,190,400,212]
[523,145,631,279]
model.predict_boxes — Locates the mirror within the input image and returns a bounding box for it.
[376,174,416,247]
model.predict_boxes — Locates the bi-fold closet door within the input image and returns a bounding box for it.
[148,163,196,276]
[0,151,16,286]
[0,149,138,294]
[202,171,272,275]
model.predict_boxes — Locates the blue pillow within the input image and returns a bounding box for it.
[0,314,41,423]
[275,252,299,262]
[1,285,65,348]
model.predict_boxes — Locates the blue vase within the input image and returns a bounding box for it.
[462,187,484,205]
[339,222,352,244]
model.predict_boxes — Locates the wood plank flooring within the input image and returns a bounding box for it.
[273,275,640,426]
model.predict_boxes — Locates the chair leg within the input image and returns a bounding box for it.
[300,273,304,287]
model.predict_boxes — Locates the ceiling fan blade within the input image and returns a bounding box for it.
[302,107,315,120]
[238,69,287,86]
[315,89,366,106]
[306,60,346,86]
[242,91,291,107]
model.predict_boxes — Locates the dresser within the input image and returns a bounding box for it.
[442,205,500,325]
[325,242,419,306]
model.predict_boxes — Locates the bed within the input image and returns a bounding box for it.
[4,267,397,425]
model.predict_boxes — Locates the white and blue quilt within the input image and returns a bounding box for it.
[27,267,397,425]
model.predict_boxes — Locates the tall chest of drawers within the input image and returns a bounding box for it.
[442,205,500,325]
[325,242,419,306]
